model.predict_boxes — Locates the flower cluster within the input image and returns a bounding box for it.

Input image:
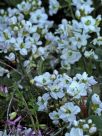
[65,119,97,136]
[0,0,53,57]
[34,71,97,101]
[34,71,97,131]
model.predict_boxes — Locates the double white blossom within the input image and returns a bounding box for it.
[58,102,80,123]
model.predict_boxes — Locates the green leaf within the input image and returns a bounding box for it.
[0,77,13,86]
[95,48,102,59]
[10,70,21,81]
[86,93,93,116]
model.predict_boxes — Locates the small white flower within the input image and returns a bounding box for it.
[83,124,89,129]
[74,72,97,86]
[49,111,59,124]
[58,102,80,123]
[88,119,92,124]
[72,0,94,15]
[0,66,9,77]
[37,93,50,111]
[93,36,102,46]
[95,108,102,116]
[61,49,81,65]
[34,72,52,86]
[73,120,79,127]
[68,81,87,99]
[80,16,96,32]
[23,60,30,67]
[49,0,60,16]
[30,8,48,26]
[38,47,46,56]
[5,52,15,62]
[20,48,27,56]
[91,94,101,104]
[84,50,98,60]
[49,84,65,100]
[9,16,17,25]
[56,19,69,39]
[75,10,81,18]
[89,127,97,134]
[17,1,31,12]
[73,32,90,48]
[65,128,83,136]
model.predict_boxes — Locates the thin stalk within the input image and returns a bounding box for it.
[67,0,75,19]
[14,82,37,132]
[80,52,88,73]
[22,95,37,132]
[0,60,22,76]
[50,125,67,136]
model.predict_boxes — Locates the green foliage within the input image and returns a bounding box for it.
[4,0,22,6]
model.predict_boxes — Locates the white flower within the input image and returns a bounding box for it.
[72,0,83,7]
[73,120,79,127]
[91,94,101,104]
[30,8,48,26]
[61,49,81,65]
[49,0,60,16]
[20,48,27,56]
[68,81,87,99]
[56,19,69,39]
[91,94,102,116]
[80,16,96,32]
[89,127,97,134]
[34,72,52,87]
[88,119,92,124]
[9,16,17,25]
[74,72,97,86]
[58,102,80,122]
[17,1,31,12]
[83,124,89,129]
[80,4,94,15]
[23,60,30,67]
[48,84,65,100]
[93,36,102,46]
[72,0,94,15]
[37,93,50,111]
[73,32,90,48]
[5,52,15,62]
[84,50,98,60]
[75,10,81,18]
[95,108,102,116]
[65,128,83,136]
[14,37,28,56]
[0,66,9,77]
[23,21,37,34]
[84,50,92,58]
[38,47,48,58]
[49,111,59,124]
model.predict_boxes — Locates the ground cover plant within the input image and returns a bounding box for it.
[0,0,102,135]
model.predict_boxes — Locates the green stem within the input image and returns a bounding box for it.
[15,85,37,132]
[51,125,67,136]
[67,0,75,19]
[80,52,88,73]
[22,95,37,132]
[0,60,22,76]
